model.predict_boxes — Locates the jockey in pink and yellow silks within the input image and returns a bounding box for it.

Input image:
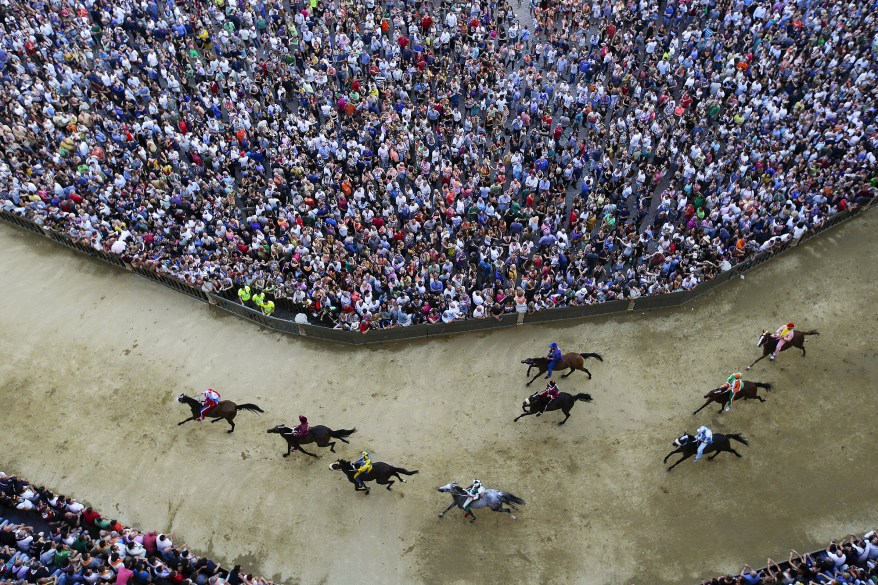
[722,373,743,412]
[770,323,795,360]
[198,388,221,421]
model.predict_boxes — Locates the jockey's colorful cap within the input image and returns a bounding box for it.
[299,415,307,423]
[550,342,558,348]
[786,322,795,328]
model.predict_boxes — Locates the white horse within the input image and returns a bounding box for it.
[437,483,526,522]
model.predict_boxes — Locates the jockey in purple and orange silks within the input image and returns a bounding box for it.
[198,388,221,421]
[545,342,563,379]
[770,323,795,360]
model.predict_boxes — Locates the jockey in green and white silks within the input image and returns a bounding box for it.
[463,479,485,513]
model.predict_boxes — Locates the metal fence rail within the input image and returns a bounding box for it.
[1,197,874,345]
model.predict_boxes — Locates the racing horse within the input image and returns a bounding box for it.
[329,459,419,495]
[437,483,527,522]
[692,382,774,415]
[663,432,749,471]
[746,329,819,369]
[176,394,264,433]
[513,390,593,425]
[521,352,603,385]
[267,424,357,457]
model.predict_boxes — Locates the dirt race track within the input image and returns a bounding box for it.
[1,213,877,585]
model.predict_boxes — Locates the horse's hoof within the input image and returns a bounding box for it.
[227,430,234,434]
[282,454,289,458]
[558,421,565,426]
[438,514,444,519]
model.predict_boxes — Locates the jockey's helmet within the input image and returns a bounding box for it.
[786,322,795,329]
[362,451,370,458]
[550,342,558,348]
[299,415,308,423]
[472,479,481,487]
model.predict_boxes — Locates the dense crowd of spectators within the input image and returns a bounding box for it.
[0,472,271,585]
[0,0,875,330]
[699,532,878,585]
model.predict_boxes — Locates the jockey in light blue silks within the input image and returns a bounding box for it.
[546,342,563,379]
[198,388,221,421]
[695,426,713,461]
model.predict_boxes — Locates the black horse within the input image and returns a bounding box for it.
[267,424,357,457]
[513,391,593,425]
[521,352,603,386]
[329,459,419,494]
[663,433,749,471]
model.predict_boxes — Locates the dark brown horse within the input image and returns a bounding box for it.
[746,329,819,370]
[329,459,419,495]
[692,381,774,415]
[177,394,264,433]
[663,433,749,471]
[521,352,603,385]
[513,391,593,425]
[267,424,356,457]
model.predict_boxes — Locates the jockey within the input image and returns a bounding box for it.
[353,451,372,489]
[721,373,743,412]
[545,342,563,379]
[770,323,795,360]
[463,479,485,514]
[198,388,221,421]
[540,380,560,412]
[694,426,713,461]
[284,415,309,438]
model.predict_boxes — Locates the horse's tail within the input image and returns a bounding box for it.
[753,382,773,392]
[390,467,419,476]
[579,352,604,362]
[500,492,527,506]
[726,433,749,446]
[574,393,593,403]
[331,428,357,440]
[236,403,265,414]
[800,330,819,336]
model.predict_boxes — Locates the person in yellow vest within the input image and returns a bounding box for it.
[261,298,275,316]
[251,290,265,308]
[237,285,251,305]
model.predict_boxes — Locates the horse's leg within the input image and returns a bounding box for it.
[298,446,318,458]
[800,345,806,357]
[210,417,221,423]
[328,441,337,452]
[499,507,517,520]
[757,396,765,402]
[283,442,292,457]
[728,448,742,458]
[227,418,235,433]
[177,416,196,426]
[559,407,571,425]
[385,480,395,491]
[693,399,713,415]
[667,453,690,471]
[526,370,543,386]
[439,501,458,518]
[576,366,593,379]
[513,411,535,422]
[663,449,680,464]
[561,367,575,378]
[746,352,768,370]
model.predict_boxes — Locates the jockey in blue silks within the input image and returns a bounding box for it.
[546,342,563,379]
[695,426,713,461]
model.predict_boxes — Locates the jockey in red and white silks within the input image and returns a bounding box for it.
[198,388,221,420]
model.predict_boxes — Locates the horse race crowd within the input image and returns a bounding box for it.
[0,472,272,585]
[0,0,876,330]
[4,467,878,585]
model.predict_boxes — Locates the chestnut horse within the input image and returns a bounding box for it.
[176,394,264,433]
[692,381,773,415]
[521,352,603,386]
[746,329,818,369]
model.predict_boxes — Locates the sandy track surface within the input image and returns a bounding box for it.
[1,213,876,585]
